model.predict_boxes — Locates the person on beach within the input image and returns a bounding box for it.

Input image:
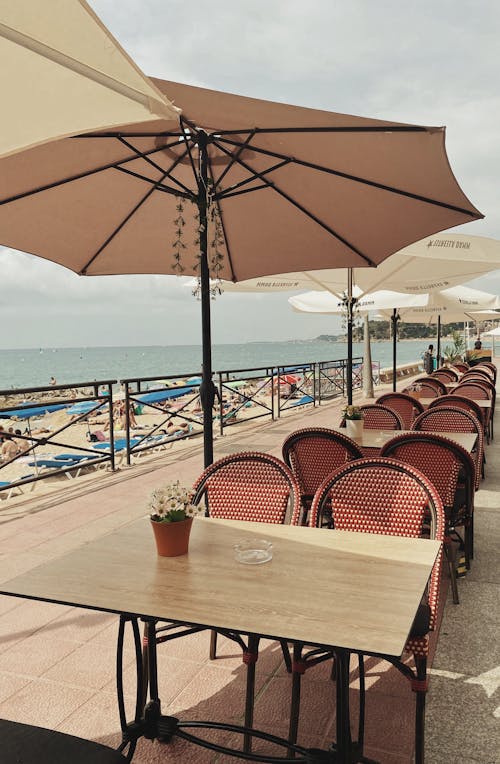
[474,338,482,350]
[49,376,57,386]
[1,435,21,461]
[422,344,434,374]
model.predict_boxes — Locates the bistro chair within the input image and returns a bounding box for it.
[432,368,459,383]
[464,365,495,382]
[1,719,129,764]
[381,432,475,604]
[375,392,424,429]
[282,427,363,525]
[452,362,469,374]
[476,361,497,382]
[358,403,404,430]
[145,452,300,751]
[454,382,493,442]
[402,380,439,399]
[288,458,444,764]
[457,376,496,435]
[413,406,484,489]
[415,376,448,395]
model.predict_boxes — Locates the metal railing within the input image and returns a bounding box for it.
[0,380,116,497]
[0,355,378,497]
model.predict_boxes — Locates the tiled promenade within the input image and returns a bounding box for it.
[0,375,498,763]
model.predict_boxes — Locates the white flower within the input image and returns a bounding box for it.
[148,481,201,523]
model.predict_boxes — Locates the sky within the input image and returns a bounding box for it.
[1,0,499,349]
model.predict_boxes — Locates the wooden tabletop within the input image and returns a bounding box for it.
[419,398,491,411]
[0,518,440,659]
[336,428,477,452]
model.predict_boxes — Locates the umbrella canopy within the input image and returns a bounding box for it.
[291,284,500,388]
[289,288,428,314]
[0,0,179,159]
[386,285,500,323]
[291,284,500,322]
[482,326,500,336]
[218,233,500,297]
[0,74,482,463]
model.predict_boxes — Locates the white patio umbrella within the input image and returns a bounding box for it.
[381,285,500,367]
[218,234,500,297]
[482,325,500,357]
[0,0,179,159]
[290,285,500,387]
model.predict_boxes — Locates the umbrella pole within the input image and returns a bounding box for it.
[436,315,441,368]
[197,132,215,467]
[362,313,374,398]
[391,309,398,392]
[346,269,353,405]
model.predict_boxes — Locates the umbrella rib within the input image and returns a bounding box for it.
[0,139,186,207]
[215,159,291,200]
[219,184,270,200]
[117,136,194,196]
[114,165,191,198]
[212,125,430,136]
[216,136,480,218]
[80,147,189,274]
[213,138,374,266]
[214,130,256,189]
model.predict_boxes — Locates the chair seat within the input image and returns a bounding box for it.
[1,719,127,764]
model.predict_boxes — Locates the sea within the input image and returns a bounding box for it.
[0,340,436,391]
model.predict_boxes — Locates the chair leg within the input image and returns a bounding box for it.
[413,656,428,764]
[209,629,218,660]
[444,539,459,604]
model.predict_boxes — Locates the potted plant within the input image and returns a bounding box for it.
[342,405,364,439]
[149,481,203,556]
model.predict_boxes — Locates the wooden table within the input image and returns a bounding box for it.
[336,428,477,453]
[419,397,491,411]
[1,518,440,763]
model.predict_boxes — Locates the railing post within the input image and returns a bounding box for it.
[125,383,131,466]
[218,372,224,437]
[108,382,116,472]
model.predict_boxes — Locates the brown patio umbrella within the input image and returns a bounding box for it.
[0,78,482,464]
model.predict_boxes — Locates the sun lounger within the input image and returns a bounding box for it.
[27,458,101,479]
[54,453,99,463]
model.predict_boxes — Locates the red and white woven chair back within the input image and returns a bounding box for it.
[432,370,456,384]
[417,376,447,395]
[455,383,490,400]
[412,406,483,489]
[380,434,465,509]
[310,457,444,630]
[192,452,300,524]
[283,428,362,498]
[375,393,423,429]
[359,404,404,430]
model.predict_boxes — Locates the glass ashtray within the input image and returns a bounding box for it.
[234,538,273,565]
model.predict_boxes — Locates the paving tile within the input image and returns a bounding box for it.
[0,670,31,704]
[42,639,136,690]
[0,599,72,653]
[426,674,500,763]
[0,630,79,676]
[44,607,117,643]
[433,581,500,675]
[0,677,94,727]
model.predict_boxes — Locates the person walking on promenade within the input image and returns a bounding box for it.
[423,344,434,374]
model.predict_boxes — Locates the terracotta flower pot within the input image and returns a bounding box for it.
[150,517,193,557]
[345,419,363,439]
